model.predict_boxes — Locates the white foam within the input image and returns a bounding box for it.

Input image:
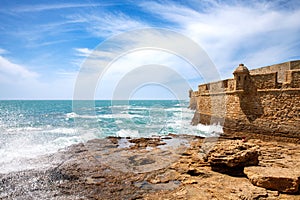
[128,106,147,110]
[52,136,84,147]
[4,127,44,133]
[0,139,60,173]
[65,112,98,119]
[165,107,183,112]
[0,131,97,173]
[47,128,78,134]
[117,138,133,148]
[115,120,123,124]
[116,129,140,138]
[66,112,144,120]
[165,106,223,137]
[99,113,143,119]
[197,123,223,134]
[109,105,130,109]
[65,112,79,118]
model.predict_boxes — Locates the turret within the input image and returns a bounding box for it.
[189,89,193,98]
[233,64,250,91]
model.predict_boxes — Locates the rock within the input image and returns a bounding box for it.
[182,179,198,184]
[237,185,268,200]
[129,137,166,149]
[244,166,300,193]
[207,140,259,168]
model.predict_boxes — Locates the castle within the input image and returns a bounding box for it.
[189,60,300,138]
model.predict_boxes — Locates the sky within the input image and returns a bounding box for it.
[0,0,300,100]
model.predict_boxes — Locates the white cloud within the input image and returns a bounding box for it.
[0,48,8,54]
[0,56,39,80]
[0,59,77,100]
[68,12,148,37]
[72,0,300,100]
[75,48,116,60]
[74,28,220,99]
[75,48,93,57]
[139,0,300,78]
[11,3,110,13]
[79,49,195,100]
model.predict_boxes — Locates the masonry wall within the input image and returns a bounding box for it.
[250,62,289,83]
[188,94,197,110]
[225,89,299,137]
[192,89,300,138]
[251,73,277,89]
[291,70,300,88]
[290,60,300,69]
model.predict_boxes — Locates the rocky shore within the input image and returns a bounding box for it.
[1,133,300,199]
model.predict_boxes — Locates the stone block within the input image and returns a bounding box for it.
[244,166,300,193]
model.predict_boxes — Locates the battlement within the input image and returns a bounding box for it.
[192,60,300,97]
[250,60,300,82]
[189,60,300,138]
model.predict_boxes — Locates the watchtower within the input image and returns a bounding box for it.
[233,64,250,91]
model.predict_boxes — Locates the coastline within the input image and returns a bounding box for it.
[1,132,299,199]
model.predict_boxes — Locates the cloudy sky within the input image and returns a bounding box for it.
[1,0,300,99]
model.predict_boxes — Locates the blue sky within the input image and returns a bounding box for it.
[1,0,300,99]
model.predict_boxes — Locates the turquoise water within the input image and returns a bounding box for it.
[0,100,222,172]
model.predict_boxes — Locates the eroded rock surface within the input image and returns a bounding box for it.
[244,166,300,194]
[207,140,259,168]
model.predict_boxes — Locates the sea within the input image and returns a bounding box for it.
[0,100,222,173]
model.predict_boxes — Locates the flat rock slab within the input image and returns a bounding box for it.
[207,140,259,168]
[244,166,300,193]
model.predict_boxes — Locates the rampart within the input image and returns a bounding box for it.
[189,60,300,138]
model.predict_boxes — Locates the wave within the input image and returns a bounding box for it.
[128,106,148,110]
[115,120,123,124]
[99,113,144,119]
[2,126,80,136]
[196,123,223,134]
[65,112,144,120]
[0,131,98,173]
[47,128,78,134]
[65,112,98,119]
[4,127,44,134]
[51,135,85,146]
[116,129,140,138]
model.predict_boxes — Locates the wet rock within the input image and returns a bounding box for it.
[147,170,180,184]
[244,166,300,193]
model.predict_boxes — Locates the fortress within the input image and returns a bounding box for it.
[189,60,300,138]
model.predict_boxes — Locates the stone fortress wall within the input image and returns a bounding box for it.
[189,60,300,138]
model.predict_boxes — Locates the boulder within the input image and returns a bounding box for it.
[207,140,259,168]
[244,166,300,193]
